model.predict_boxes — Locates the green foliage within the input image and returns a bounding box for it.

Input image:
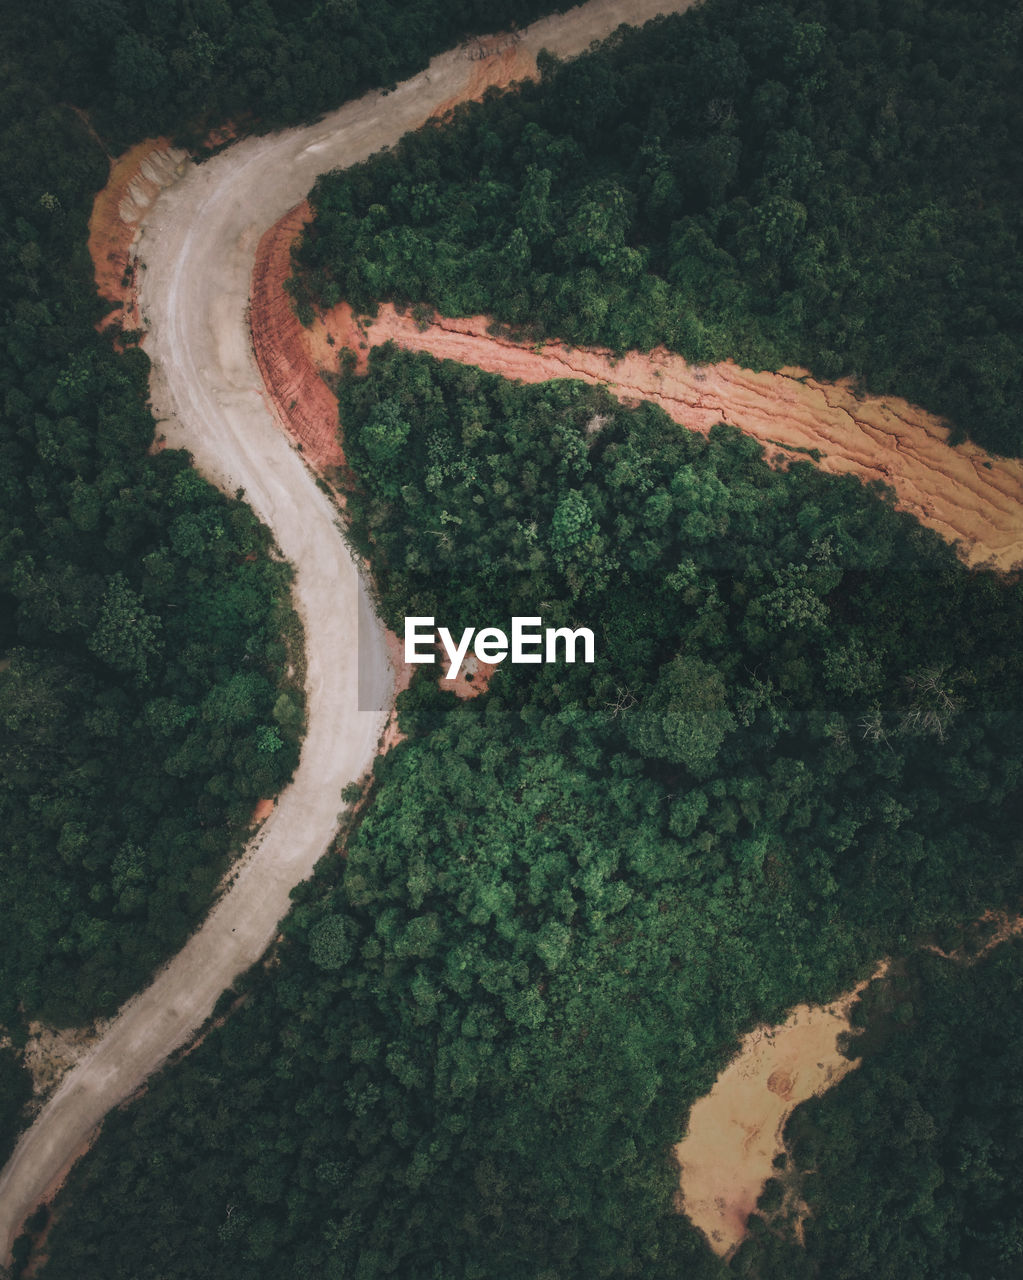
[10,0,572,150]
[8,0,1022,1273]
[296,0,1023,456]
[35,352,1023,1279]
[0,1045,32,1168]
[626,655,735,775]
[0,11,305,1032]
[86,572,162,681]
[735,942,1023,1279]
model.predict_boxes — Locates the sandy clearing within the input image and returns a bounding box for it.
[675,963,888,1259]
[308,306,1023,572]
[0,0,697,1261]
[677,910,1023,1258]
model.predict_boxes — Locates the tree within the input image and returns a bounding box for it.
[626,655,736,775]
[87,573,162,682]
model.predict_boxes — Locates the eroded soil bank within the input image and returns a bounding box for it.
[251,201,348,471]
[303,305,1023,573]
[87,139,188,331]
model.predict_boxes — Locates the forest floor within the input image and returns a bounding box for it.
[0,0,695,1263]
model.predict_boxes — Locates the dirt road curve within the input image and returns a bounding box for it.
[0,0,695,1260]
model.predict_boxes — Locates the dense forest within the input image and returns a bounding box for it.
[4,0,1022,1273]
[8,0,569,149]
[734,938,1023,1279]
[0,72,305,1032]
[30,349,1023,1278]
[295,0,1023,457]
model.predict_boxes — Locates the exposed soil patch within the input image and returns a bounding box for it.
[674,963,888,1260]
[250,224,501,711]
[21,1022,108,1107]
[87,139,187,332]
[431,35,536,120]
[250,797,276,824]
[677,909,1023,1258]
[250,201,347,472]
[766,1068,794,1099]
[439,651,497,699]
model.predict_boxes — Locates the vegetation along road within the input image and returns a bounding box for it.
[0,0,695,1260]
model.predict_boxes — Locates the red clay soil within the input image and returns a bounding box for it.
[439,652,498,699]
[247,24,544,472]
[250,797,276,825]
[380,633,498,704]
[87,129,239,345]
[251,198,1022,729]
[249,221,496,710]
[378,633,495,753]
[250,202,347,472]
[430,35,537,121]
[88,137,173,330]
[250,212,498,707]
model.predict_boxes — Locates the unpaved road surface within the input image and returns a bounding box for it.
[0,0,696,1260]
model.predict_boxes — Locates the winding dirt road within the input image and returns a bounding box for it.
[0,0,695,1261]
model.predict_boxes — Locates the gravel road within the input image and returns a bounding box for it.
[0,0,693,1259]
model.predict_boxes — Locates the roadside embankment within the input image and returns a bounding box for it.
[250,201,347,471]
[87,139,187,332]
